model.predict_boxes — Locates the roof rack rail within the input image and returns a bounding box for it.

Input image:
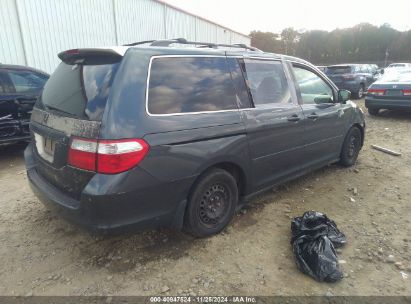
[123,38,262,52]
[123,40,156,46]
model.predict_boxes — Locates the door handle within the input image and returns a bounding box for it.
[287,114,301,122]
[307,113,319,120]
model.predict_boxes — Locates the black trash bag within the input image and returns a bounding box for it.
[291,211,347,248]
[291,211,347,282]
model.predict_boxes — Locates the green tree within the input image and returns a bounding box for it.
[250,23,411,66]
[249,31,283,53]
[281,27,300,55]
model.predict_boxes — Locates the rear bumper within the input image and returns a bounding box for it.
[25,144,192,234]
[365,97,411,110]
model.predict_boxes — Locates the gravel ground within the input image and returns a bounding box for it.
[0,100,410,296]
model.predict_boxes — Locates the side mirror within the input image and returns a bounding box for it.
[338,89,351,103]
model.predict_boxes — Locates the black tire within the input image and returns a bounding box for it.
[354,84,365,99]
[184,168,238,237]
[368,108,379,116]
[339,127,362,167]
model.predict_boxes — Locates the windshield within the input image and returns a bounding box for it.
[326,66,352,74]
[40,62,119,121]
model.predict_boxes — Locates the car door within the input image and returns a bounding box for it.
[0,70,17,118]
[239,57,305,190]
[289,63,348,169]
[4,69,48,118]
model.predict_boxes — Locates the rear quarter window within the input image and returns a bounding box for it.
[147,57,238,114]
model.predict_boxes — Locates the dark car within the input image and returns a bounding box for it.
[366,64,382,81]
[0,64,49,144]
[365,69,411,115]
[325,64,375,99]
[24,39,365,237]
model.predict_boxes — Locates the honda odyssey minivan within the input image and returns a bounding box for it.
[25,39,365,237]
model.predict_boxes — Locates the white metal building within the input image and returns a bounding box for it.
[0,0,250,73]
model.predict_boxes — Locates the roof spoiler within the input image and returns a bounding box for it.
[58,48,123,65]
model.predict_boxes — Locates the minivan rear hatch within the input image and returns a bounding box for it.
[30,48,122,199]
[326,65,354,84]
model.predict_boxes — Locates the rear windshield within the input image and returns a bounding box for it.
[40,62,119,121]
[380,71,411,83]
[326,66,353,74]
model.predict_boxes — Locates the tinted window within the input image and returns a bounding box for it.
[0,72,15,94]
[148,57,238,114]
[226,58,252,109]
[7,70,47,94]
[243,59,291,105]
[41,62,119,121]
[293,66,334,104]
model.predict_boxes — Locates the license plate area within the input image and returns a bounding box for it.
[385,90,403,96]
[34,132,55,163]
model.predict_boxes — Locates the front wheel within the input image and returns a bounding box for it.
[339,127,362,167]
[184,168,238,237]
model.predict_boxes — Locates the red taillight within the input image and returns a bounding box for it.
[68,137,149,174]
[97,139,149,174]
[367,89,385,96]
[402,89,411,96]
[68,138,98,171]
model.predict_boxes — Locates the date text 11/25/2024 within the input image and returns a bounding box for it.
[149,296,257,303]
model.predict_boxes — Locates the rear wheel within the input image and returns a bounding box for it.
[184,168,238,237]
[355,84,364,99]
[368,108,379,115]
[339,127,362,167]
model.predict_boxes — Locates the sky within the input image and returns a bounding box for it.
[162,0,411,35]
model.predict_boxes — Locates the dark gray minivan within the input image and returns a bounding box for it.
[25,39,365,237]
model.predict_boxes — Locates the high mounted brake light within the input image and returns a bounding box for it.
[68,137,149,174]
[65,49,80,55]
[58,48,123,65]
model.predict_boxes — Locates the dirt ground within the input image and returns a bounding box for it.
[0,99,410,296]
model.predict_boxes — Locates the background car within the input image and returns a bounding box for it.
[0,64,49,144]
[325,64,375,98]
[365,69,411,115]
[366,64,382,80]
